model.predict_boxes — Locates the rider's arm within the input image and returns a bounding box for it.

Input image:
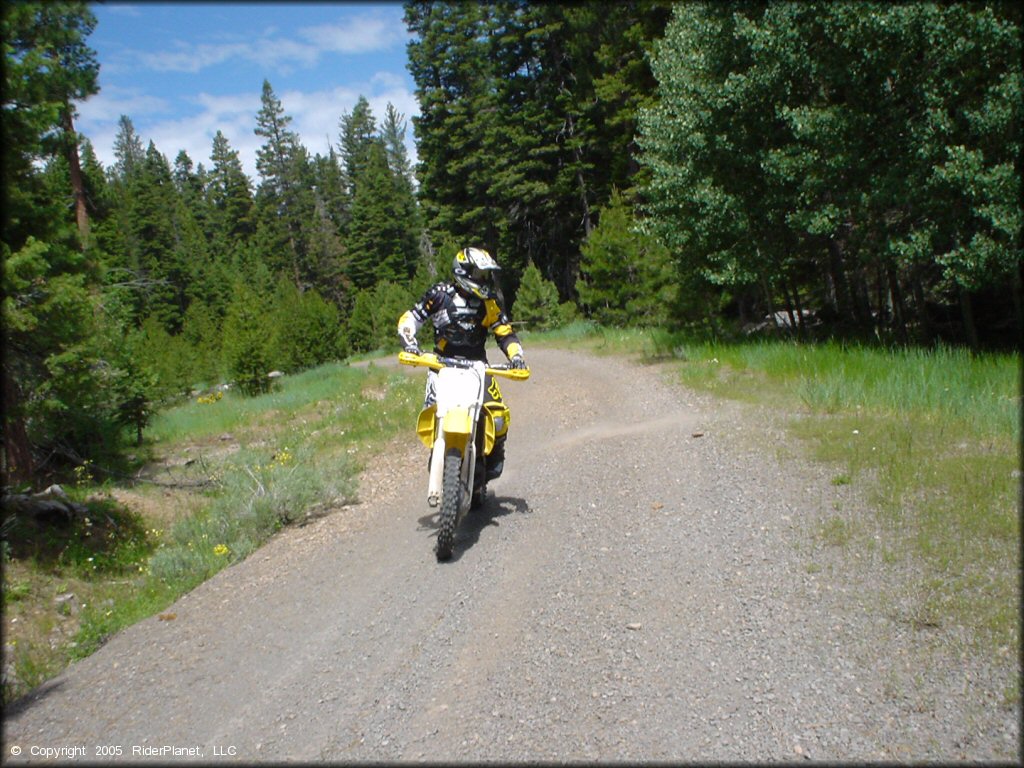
[398,290,431,353]
[483,299,525,363]
[398,284,447,353]
[397,309,422,353]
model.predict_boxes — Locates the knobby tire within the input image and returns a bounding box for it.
[436,449,463,561]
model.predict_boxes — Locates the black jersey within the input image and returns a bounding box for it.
[404,282,522,361]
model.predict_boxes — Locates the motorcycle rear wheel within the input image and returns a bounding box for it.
[436,448,463,561]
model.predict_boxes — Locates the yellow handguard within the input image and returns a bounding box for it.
[397,351,530,380]
[398,350,441,370]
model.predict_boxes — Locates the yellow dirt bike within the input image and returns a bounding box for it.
[398,351,530,561]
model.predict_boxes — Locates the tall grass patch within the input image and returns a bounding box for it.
[664,337,1020,661]
[3,360,421,703]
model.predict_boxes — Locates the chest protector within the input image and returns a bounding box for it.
[429,286,490,358]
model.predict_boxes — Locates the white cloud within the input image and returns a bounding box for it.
[102,5,141,17]
[77,85,172,123]
[299,15,406,54]
[142,42,258,74]
[133,10,404,75]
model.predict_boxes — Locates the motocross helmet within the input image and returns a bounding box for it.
[453,247,501,299]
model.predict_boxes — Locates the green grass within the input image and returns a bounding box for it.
[532,324,1020,668]
[148,361,379,444]
[3,358,422,703]
[667,334,1020,662]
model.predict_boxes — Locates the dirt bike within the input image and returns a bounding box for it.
[398,351,530,561]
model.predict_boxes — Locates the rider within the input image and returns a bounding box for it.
[397,246,528,480]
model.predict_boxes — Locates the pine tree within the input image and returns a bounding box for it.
[339,95,378,197]
[380,103,422,277]
[207,131,255,252]
[253,80,315,289]
[346,281,415,353]
[173,150,209,234]
[129,143,190,332]
[311,146,350,236]
[579,190,672,327]
[269,277,342,372]
[346,140,417,289]
[111,114,145,182]
[513,262,561,332]
[222,281,274,396]
[404,1,671,297]
[404,2,503,247]
[308,157,348,308]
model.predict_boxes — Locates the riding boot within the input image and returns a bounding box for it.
[486,436,506,480]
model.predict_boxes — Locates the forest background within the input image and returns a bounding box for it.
[2,1,1021,488]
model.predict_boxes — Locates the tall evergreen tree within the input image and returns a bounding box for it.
[404,1,671,298]
[2,1,100,251]
[111,114,145,182]
[253,80,318,290]
[311,145,350,236]
[404,2,503,249]
[338,95,378,197]
[1,1,125,482]
[207,130,255,252]
[380,103,422,277]
[346,139,417,289]
[130,142,202,333]
[173,150,210,246]
[254,80,300,282]
[308,153,349,307]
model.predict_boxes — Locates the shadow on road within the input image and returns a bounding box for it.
[416,495,531,562]
[4,677,66,717]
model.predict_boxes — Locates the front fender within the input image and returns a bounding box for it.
[441,406,472,452]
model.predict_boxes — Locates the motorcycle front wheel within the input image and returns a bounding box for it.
[436,448,463,561]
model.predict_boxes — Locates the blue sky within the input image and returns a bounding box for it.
[77,2,419,180]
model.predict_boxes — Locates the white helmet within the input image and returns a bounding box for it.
[452,247,501,299]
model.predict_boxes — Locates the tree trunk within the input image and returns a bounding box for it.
[565,110,590,297]
[886,265,909,344]
[960,286,979,349]
[875,264,889,326]
[1012,262,1024,345]
[2,369,34,487]
[2,485,88,520]
[826,237,854,323]
[790,275,807,339]
[760,274,779,329]
[780,280,797,333]
[910,267,932,343]
[852,268,874,329]
[61,105,90,248]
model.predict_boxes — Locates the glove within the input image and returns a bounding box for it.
[509,355,527,370]
[399,327,420,355]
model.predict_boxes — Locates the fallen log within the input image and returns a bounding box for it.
[1,484,88,524]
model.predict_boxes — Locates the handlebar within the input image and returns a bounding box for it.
[397,351,530,380]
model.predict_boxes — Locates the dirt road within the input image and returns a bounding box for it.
[3,348,1018,762]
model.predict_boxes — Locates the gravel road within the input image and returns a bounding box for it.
[3,347,1019,763]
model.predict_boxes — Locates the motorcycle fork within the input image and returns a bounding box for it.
[427,424,479,508]
[427,436,447,507]
[427,366,485,511]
